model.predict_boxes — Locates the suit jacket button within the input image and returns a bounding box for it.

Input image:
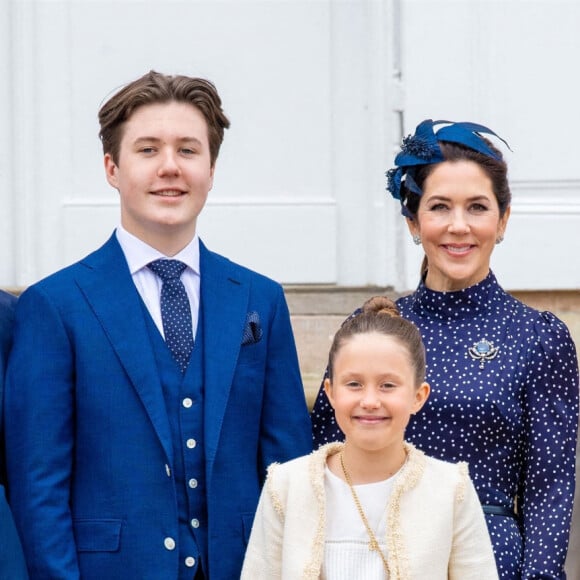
[185,557,196,568]
[182,397,193,408]
[165,464,171,477]
[191,518,200,528]
[164,537,176,551]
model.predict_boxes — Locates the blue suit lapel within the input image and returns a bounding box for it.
[200,242,249,461]
[77,234,173,463]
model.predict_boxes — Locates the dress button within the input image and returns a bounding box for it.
[185,556,196,568]
[182,397,193,408]
[186,438,197,449]
[164,537,176,550]
[191,518,200,528]
[188,478,198,489]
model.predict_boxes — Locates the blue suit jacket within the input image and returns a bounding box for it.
[5,234,312,579]
[0,291,28,579]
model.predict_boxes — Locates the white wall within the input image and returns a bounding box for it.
[1,0,578,291]
[398,0,580,291]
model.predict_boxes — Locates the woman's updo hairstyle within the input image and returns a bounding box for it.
[327,296,426,387]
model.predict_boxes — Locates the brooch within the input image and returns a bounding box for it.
[468,339,499,369]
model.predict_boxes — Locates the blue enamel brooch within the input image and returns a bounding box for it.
[468,339,499,369]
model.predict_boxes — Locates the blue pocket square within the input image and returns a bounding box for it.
[241,311,263,345]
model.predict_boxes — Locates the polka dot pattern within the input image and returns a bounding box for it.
[311,272,579,579]
[147,259,194,373]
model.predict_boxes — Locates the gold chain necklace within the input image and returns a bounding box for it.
[339,451,390,576]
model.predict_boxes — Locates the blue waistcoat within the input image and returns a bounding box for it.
[143,309,207,579]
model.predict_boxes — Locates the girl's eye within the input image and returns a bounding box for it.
[380,382,396,390]
[346,381,361,389]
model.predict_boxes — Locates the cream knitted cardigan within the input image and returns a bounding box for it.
[241,442,498,580]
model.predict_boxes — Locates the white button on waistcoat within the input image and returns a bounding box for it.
[185,557,196,568]
[164,537,176,550]
[165,464,171,477]
[182,397,193,408]
[191,518,200,528]
[188,478,198,489]
[186,438,197,449]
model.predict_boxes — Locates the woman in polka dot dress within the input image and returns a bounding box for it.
[311,119,579,579]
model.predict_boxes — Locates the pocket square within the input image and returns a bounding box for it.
[241,311,263,345]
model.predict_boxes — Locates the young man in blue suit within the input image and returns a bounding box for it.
[4,71,312,579]
[0,291,28,579]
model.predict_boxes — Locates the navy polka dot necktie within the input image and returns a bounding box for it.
[147,259,194,373]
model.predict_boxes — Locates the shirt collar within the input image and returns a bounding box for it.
[115,224,200,276]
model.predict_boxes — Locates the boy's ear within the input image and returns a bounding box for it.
[104,153,120,190]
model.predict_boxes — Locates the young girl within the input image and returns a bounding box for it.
[241,296,498,579]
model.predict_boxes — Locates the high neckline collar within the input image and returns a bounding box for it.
[410,271,501,321]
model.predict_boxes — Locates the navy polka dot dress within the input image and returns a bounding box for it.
[311,272,579,579]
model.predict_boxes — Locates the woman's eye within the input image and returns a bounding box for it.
[429,203,448,211]
[470,203,488,212]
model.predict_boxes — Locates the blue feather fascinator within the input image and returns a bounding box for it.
[386,119,510,217]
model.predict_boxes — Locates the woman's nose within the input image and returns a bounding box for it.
[447,209,470,233]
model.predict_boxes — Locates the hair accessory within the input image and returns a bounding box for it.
[412,234,421,246]
[468,339,499,369]
[386,119,511,217]
[495,235,504,245]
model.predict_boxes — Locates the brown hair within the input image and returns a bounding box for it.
[327,296,426,387]
[98,70,231,166]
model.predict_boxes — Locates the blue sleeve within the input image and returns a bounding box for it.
[0,291,28,579]
[0,290,17,482]
[258,285,312,479]
[0,487,28,579]
[519,311,579,578]
[4,286,80,578]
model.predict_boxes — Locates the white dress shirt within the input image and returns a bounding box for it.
[115,225,200,339]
